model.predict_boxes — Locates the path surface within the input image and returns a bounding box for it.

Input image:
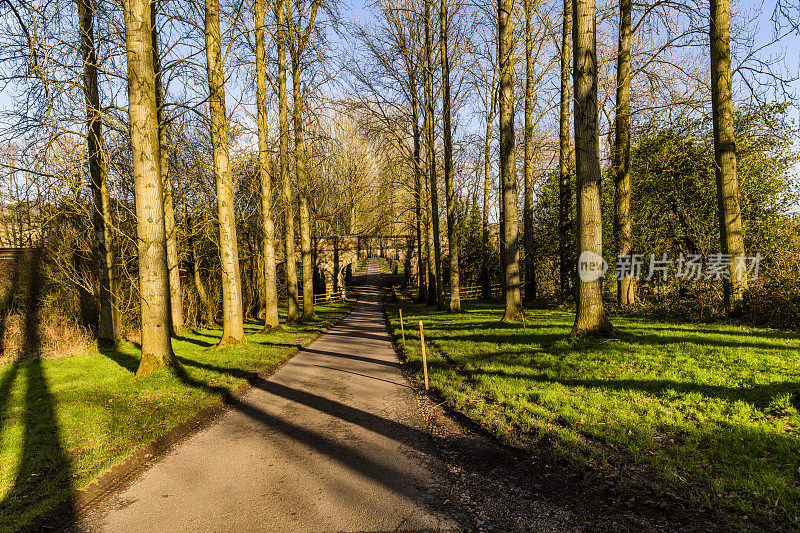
[79,259,459,532]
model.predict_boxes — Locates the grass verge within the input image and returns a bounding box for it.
[385,299,800,529]
[0,300,353,531]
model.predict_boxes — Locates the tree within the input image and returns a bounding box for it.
[286,0,321,319]
[275,0,300,322]
[152,2,184,334]
[613,0,634,306]
[423,0,443,307]
[523,0,535,304]
[440,0,460,312]
[204,0,246,346]
[558,0,572,302]
[256,0,279,329]
[710,0,747,311]
[122,0,177,374]
[570,0,612,337]
[77,0,118,343]
[498,0,522,322]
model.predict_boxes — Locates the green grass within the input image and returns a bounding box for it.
[386,299,800,528]
[0,301,352,532]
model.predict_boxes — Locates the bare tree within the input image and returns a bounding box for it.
[204,0,246,346]
[570,0,613,337]
[122,0,177,373]
[498,0,522,322]
[78,0,118,343]
[558,0,572,302]
[256,0,279,329]
[710,0,747,311]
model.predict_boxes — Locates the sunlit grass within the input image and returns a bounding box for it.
[386,299,800,527]
[0,301,352,531]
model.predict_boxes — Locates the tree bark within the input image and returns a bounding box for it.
[523,0,536,304]
[256,0,279,329]
[424,0,443,307]
[292,69,314,318]
[439,0,460,312]
[204,0,246,347]
[122,0,176,374]
[78,0,118,344]
[614,0,634,306]
[559,0,572,302]
[482,104,493,301]
[276,0,299,322]
[570,0,613,338]
[499,0,522,322]
[152,2,184,334]
[710,0,747,311]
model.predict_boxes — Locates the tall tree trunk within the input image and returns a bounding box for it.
[523,0,536,304]
[559,0,572,302]
[482,108,492,301]
[122,0,176,374]
[204,0,245,347]
[440,0,460,312]
[78,0,118,343]
[614,0,634,306]
[424,165,436,304]
[276,0,299,322]
[256,0,279,329]
[499,0,522,321]
[710,0,747,311]
[151,2,184,334]
[292,68,314,318]
[570,0,613,338]
[424,0,443,307]
[411,82,427,303]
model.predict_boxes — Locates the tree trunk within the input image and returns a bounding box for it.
[78,0,118,344]
[291,62,314,319]
[559,0,572,302]
[424,0,443,307]
[499,0,522,322]
[151,3,184,334]
[410,82,427,303]
[482,109,492,301]
[256,0,279,329]
[523,0,536,304]
[122,0,176,374]
[276,0,299,322]
[710,0,747,311]
[204,0,245,347]
[439,0,460,312]
[614,0,635,307]
[424,166,436,304]
[570,0,613,338]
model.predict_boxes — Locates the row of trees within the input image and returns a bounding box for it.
[0,0,795,369]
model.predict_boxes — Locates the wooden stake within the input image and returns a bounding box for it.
[399,308,405,343]
[419,320,429,390]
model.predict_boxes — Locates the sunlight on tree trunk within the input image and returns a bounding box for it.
[424,0,443,308]
[710,0,747,311]
[614,0,635,307]
[499,0,522,322]
[256,0,279,329]
[570,0,613,338]
[204,0,245,347]
[122,0,177,374]
[559,0,573,303]
[523,0,536,305]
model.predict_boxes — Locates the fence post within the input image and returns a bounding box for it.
[400,308,405,343]
[419,320,429,391]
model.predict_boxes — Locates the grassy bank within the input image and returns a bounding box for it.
[0,301,352,531]
[386,299,800,528]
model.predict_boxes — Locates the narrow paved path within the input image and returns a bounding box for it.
[80,259,459,532]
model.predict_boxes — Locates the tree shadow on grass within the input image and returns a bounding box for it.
[0,250,75,531]
[98,342,140,373]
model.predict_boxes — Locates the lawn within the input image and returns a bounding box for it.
[0,300,352,531]
[386,299,800,528]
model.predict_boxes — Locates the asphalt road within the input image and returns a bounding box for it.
[78,258,459,532]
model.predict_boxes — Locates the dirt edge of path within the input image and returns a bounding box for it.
[29,305,355,533]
